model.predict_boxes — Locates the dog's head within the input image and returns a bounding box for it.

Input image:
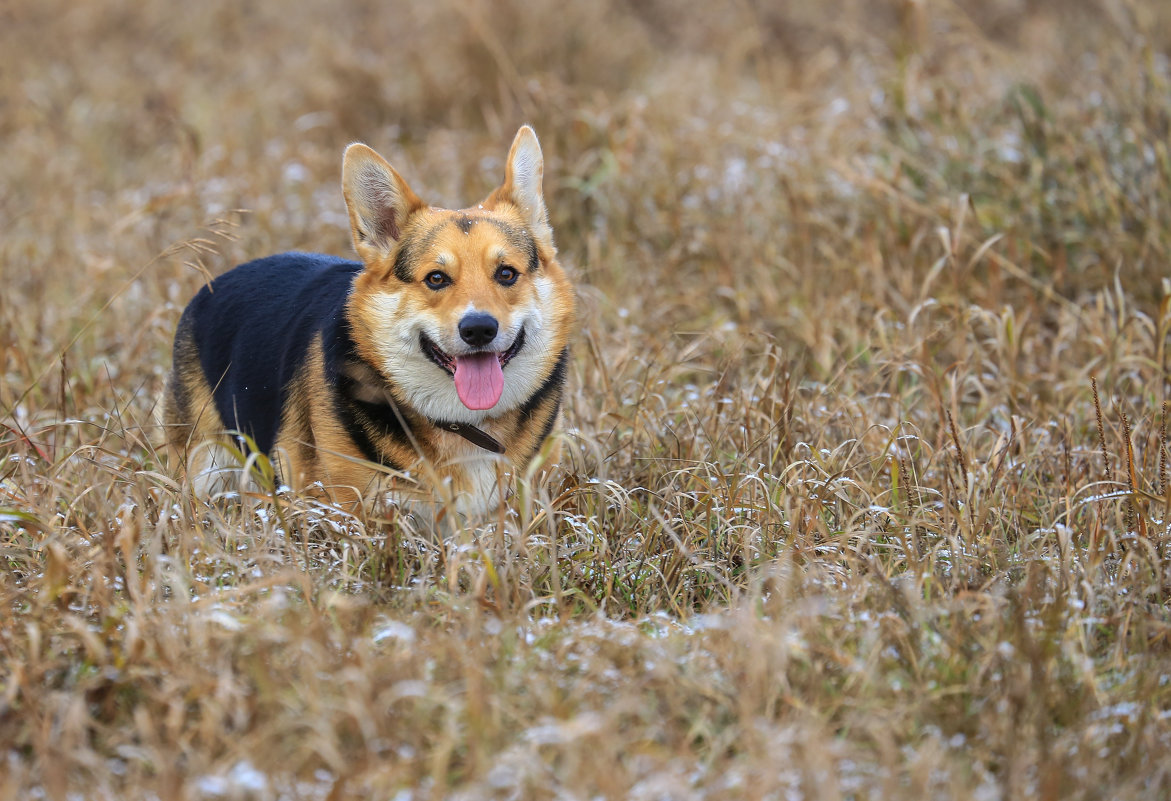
[342,126,575,424]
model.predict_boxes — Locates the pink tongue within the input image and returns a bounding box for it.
[453,353,504,410]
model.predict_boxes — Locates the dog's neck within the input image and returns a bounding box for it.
[339,361,505,455]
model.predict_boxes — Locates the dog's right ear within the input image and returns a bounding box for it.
[341,144,426,261]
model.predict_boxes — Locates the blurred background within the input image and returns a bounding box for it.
[4,0,1171,529]
[3,1,1169,328]
[3,2,1171,797]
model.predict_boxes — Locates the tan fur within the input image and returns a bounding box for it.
[164,324,243,497]
[164,126,575,522]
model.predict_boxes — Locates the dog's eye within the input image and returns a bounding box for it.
[495,265,518,286]
[424,271,451,290]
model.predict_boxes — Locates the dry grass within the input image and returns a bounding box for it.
[3,0,1171,798]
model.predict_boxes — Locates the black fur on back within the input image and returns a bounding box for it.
[177,253,362,454]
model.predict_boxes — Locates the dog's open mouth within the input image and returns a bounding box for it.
[421,328,526,411]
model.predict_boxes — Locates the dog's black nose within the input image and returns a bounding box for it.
[459,312,499,348]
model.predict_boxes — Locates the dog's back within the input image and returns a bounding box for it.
[164,253,359,457]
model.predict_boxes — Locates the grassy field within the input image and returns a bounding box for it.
[3,0,1171,798]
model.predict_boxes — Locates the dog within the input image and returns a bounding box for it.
[163,126,575,519]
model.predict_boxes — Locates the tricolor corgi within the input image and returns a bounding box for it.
[163,126,575,519]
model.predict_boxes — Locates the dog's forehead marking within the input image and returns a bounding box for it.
[396,212,538,283]
[447,213,515,240]
[446,216,533,261]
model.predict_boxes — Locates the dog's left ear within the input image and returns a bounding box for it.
[342,143,426,262]
[486,125,554,251]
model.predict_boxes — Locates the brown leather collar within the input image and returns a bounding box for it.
[341,362,505,455]
[432,420,505,454]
